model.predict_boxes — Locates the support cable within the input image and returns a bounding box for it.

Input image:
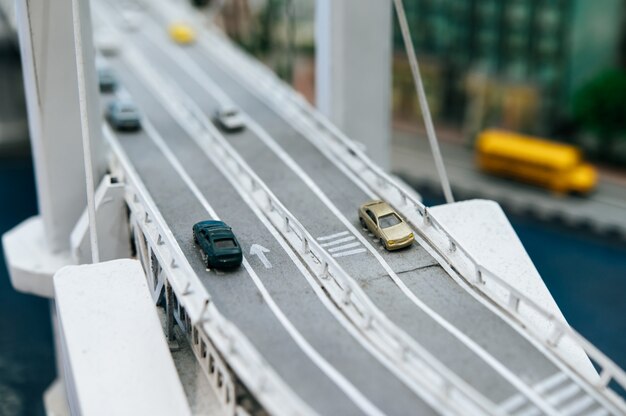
[392,0,455,203]
[71,0,100,263]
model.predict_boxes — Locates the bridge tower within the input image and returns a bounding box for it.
[315,0,392,169]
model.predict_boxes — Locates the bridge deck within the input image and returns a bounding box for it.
[92,0,617,414]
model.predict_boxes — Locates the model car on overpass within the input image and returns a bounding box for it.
[105,100,141,131]
[168,23,196,45]
[193,220,243,269]
[213,106,246,132]
[97,66,117,93]
[358,200,414,250]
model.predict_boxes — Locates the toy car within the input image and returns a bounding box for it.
[193,220,243,269]
[95,28,121,56]
[97,66,117,92]
[105,100,141,131]
[168,23,196,44]
[358,200,414,250]
[213,107,245,132]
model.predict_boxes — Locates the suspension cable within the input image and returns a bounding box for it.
[392,0,455,204]
[71,0,100,263]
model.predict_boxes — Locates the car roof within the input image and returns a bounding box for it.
[194,220,230,230]
[364,200,394,217]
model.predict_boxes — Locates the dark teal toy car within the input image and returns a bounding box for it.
[193,220,243,270]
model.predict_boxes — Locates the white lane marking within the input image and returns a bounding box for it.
[250,244,271,269]
[586,407,610,416]
[560,395,594,416]
[137,116,384,416]
[498,393,526,413]
[317,231,349,241]
[516,405,542,416]
[535,372,568,394]
[327,242,361,253]
[332,248,367,258]
[320,236,356,247]
[546,383,580,407]
[169,36,560,414]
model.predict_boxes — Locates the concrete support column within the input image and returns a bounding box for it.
[16,0,106,253]
[315,0,392,169]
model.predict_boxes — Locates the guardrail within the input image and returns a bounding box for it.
[104,126,314,416]
[121,39,505,415]
[199,25,626,413]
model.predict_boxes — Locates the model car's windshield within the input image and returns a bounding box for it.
[379,213,402,229]
[223,110,237,117]
[214,238,237,249]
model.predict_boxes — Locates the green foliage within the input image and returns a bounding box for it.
[573,69,626,139]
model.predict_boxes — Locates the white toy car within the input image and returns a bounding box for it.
[213,107,245,132]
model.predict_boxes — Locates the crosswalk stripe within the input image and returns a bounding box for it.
[332,248,367,258]
[317,231,349,241]
[328,242,361,253]
[320,236,356,247]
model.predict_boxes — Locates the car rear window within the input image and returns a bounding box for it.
[379,213,402,229]
[214,238,237,249]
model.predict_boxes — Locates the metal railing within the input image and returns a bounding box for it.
[105,126,314,416]
[197,25,626,413]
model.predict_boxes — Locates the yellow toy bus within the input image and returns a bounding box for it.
[476,130,597,194]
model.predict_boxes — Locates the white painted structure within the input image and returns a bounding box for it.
[315,0,392,169]
[2,0,626,414]
[15,0,106,254]
[54,259,191,416]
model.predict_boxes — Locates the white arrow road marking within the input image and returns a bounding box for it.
[250,244,272,269]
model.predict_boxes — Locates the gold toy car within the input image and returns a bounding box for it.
[358,200,414,250]
[168,23,196,45]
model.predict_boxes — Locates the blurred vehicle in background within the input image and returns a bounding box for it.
[476,130,597,195]
[105,100,141,131]
[168,22,196,45]
[97,65,118,92]
[213,106,245,132]
[94,28,121,56]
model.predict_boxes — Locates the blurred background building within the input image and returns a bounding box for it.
[220,0,626,164]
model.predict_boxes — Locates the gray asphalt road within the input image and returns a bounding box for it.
[103,57,438,415]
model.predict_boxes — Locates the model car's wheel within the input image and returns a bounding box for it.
[359,217,366,229]
[380,238,387,250]
[193,233,198,244]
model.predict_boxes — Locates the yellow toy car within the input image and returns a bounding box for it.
[168,23,196,45]
[358,200,414,250]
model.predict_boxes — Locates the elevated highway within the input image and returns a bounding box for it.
[19,0,625,414]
